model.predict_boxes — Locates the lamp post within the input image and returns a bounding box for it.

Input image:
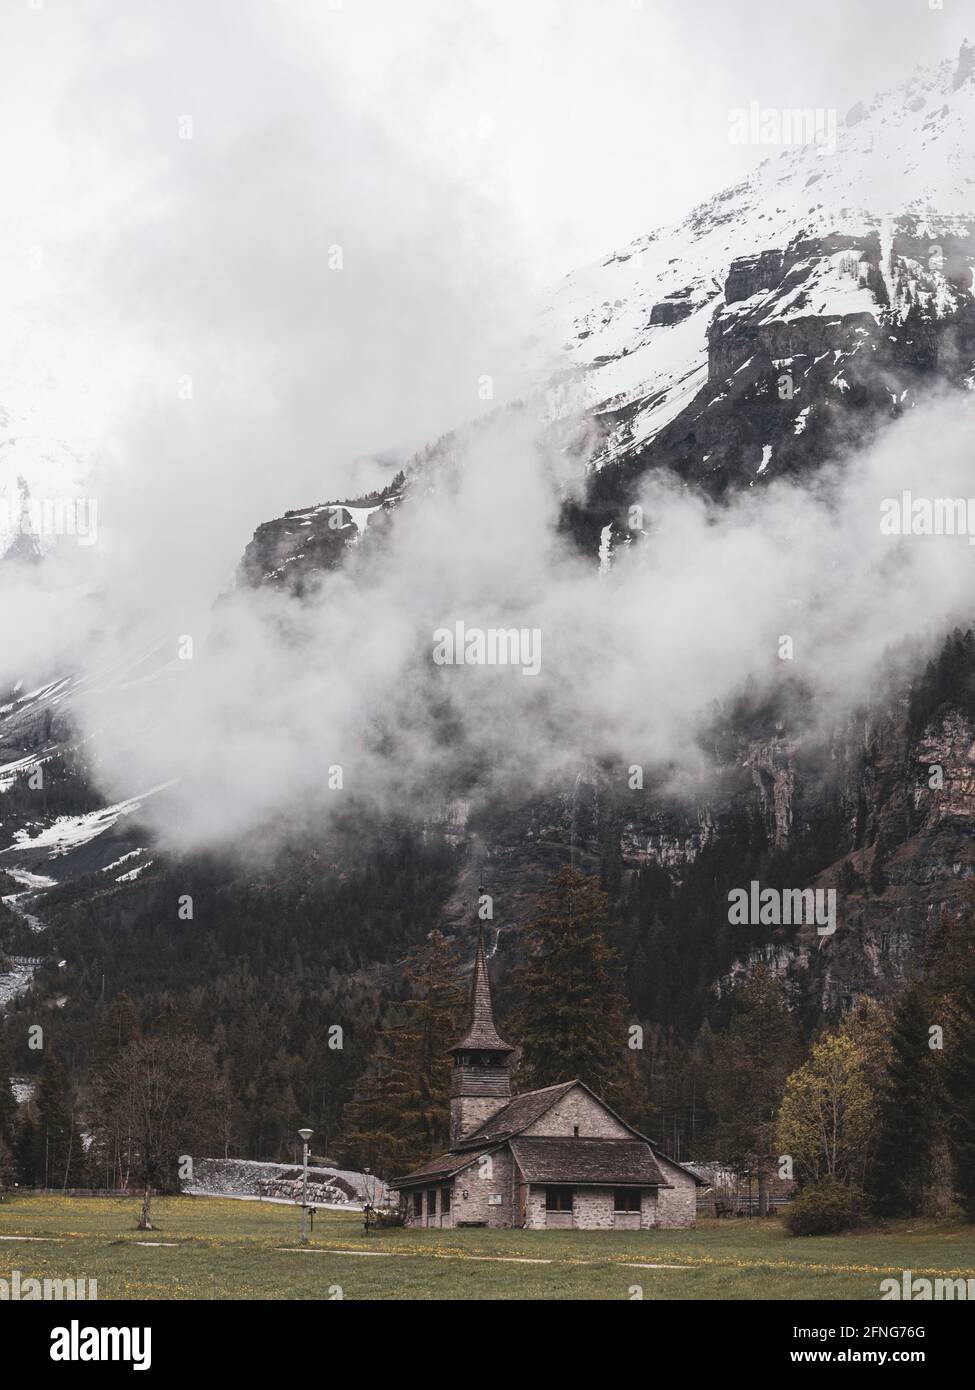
[298,1127,313,1245]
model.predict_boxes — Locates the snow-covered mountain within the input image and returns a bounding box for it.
[541,42,975,478]
[242,43,975,587]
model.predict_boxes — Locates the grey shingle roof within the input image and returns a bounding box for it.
[449,925,514,1054]
[453,1081,578,1150]
[508,1136,671,1187]
[387,1149,488,1187]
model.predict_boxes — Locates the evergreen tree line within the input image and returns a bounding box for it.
[0,828,459,1169]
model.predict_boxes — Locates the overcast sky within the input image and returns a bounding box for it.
[330,0,974,280]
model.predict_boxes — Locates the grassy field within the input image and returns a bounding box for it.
[0,1194,973,1299]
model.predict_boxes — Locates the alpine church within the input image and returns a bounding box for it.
[392,928,701,1230]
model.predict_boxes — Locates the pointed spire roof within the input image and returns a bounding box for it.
[450,923,514,1054]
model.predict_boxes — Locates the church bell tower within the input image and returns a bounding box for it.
[448,922,514,1145]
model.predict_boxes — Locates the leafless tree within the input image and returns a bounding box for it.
[105,1035,223,1230]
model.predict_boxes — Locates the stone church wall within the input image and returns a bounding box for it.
[525,1184,675,1230]
[452,1148,514,1227]
[569,1189,616,1229]
[404,1150,515,1229]
[640,1188,658,1229]
[522,1085,631,1140]
[653,1152,698,1227]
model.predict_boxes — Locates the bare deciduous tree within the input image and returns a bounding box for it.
[104,1035,223,1230]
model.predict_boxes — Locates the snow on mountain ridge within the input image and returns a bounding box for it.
[233,45,975,587]
[539,44,975,461]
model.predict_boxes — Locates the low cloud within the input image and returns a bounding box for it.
[62,390,975,854]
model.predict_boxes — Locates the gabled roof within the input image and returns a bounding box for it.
[509,1136,670,1187]
[387,1146,500,1188]
[453,1080,577,1150]
[449,924,514,1054]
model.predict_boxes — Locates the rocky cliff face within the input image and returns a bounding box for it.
[439,700,971,1005]
[237,488,401,594]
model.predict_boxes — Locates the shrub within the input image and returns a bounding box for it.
[784,1177,859,1236]
[365,1205,405,1230]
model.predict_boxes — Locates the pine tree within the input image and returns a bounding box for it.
[708,965,798,1214]
[342,930,464,1176]
[34,1052,82,1190]
[94,994,140,1066]
[512,866,636,1111]
[0,1032,17,1196]
[0,1132,14,1193]
[14,1112,39,1187]
[0,1030,18,1148]
[941,975,975,1218]
[865,986,936,1217]
[924,894,975,1216]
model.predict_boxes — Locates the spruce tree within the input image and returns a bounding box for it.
[342,930,464,1176]
[924,897,975,1216]
[865,985,936,1217]
[35,1052,82,1190]
[14,1112,39,1187]
[0,1030,18,1149]
[942,975,975,1217]
[512,866,636,1111]
[0,1133,14,1193]
[707,965,798,1214]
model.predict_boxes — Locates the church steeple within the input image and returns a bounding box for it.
[452,923,512,1054]
[448,920,513,1145]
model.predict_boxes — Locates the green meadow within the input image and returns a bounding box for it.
[1,1195,973,1300]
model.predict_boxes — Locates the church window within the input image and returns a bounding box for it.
[614,1188,641,1212]
[413,1192,422,1218]
[545,1186,573,1212]
[427,1188,438,1215]
[442,1186,451,1214]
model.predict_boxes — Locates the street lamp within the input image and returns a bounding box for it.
[298,1127,314,1245]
